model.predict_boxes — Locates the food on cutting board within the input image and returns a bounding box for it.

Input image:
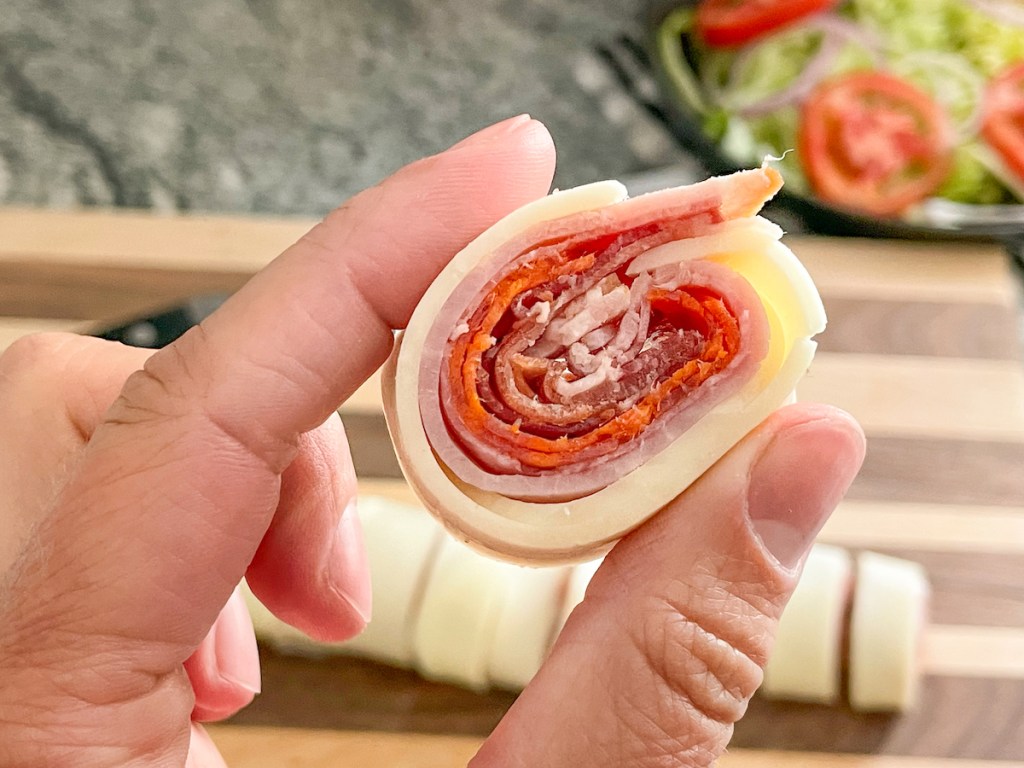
[763,546,931,710]
[246,495,930,712]
[659,0,1024,219]
[383,167,825,564]
[762,543,852,703]
[848,551,930,711]
[244,495,580,692]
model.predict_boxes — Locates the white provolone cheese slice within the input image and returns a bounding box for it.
[763,544,852,704]
[412,536,509,690]
[849,551,930,712]
[487,564,571,690]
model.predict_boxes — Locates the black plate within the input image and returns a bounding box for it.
[644,0,1024,242]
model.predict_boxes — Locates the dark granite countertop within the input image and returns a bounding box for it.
[0,0,696,217]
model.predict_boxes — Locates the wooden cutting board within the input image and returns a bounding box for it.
[2,207,1023,766]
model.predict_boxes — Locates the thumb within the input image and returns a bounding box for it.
[472,403,865,768]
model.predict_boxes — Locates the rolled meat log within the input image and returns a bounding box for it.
[848,551,930,711]
[383,166,826,563]
[762,544,852,704]
[245,500,930,710]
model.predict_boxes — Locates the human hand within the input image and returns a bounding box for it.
[0,116,864,767]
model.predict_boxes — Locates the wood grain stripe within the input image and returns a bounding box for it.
[798,354,1024,442]
[794,237,1018,307]
[208,726,1021,767]
[923,626,1024,680]
[736,676,1024,759]
[2,292,1019,365]
[868,550,1024,628]
[209,726,482,767]
[345,414,403,478]
[821,501,1024,554]
[342,354,1024,445]
[0,262,248,321]
[229,650,1024,759]
[5,324,1022,452]
[0,206,310,272]
[816,297,1023,362]
[355,482,1024,556]
[725,756,1018,768]
[2,209,1013,304]
[345,429,1024,510]
[344,434,1024,513]
[351,480,1024,627]
[850,437,1024,507]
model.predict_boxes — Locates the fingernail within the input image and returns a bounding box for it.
[328,499,372,625]
[214,587,262,695]
[747,415,865,570]
[449,115,533,150]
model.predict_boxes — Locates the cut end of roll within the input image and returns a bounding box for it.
[383,168,825,564]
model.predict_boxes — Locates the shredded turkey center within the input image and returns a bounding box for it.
[416,166,783,501]
[440,215,756,473]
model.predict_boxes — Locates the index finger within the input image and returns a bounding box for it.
[175,114,556,450]
[6,117,555,664]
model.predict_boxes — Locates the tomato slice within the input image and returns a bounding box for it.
[695,0,841,48]
[982,62,1024,184]
[798,71,954,217]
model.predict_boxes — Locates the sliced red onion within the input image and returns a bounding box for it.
[893,51,986,140]
[725,15,884,118]
[732,34,843,117]
[967,0,1024,27]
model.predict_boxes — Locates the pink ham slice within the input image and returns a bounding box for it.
[417,168,781,502]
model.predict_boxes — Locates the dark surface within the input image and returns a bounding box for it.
[813,297,1024,360]
[0,0,694,216]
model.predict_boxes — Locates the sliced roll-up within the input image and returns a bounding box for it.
[412,535,512,690]
[342,495,444,666]
[762,544,852,704]
[848,551,930,712]
[384,167,826,563]
[487,564,571,690]
[241,495,443,666]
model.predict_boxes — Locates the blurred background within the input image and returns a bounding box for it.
[2,2,1023,767]
[0,0,696,215]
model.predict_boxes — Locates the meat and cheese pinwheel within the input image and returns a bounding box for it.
[383,166,825,563]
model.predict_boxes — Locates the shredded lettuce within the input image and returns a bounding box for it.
[938,145,1015,204]
[891,51,985,129]
[954,6,1024,77]
[848,0,1024,78]
[847,0,959,54]
[658,7,710,115]
[683,0,1024,207]
[705,26,874,111]
[722,27,822,105]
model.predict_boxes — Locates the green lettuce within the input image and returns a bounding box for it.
[696,0,1024,206]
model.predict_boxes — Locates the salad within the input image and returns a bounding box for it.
[657,0,1024,222]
